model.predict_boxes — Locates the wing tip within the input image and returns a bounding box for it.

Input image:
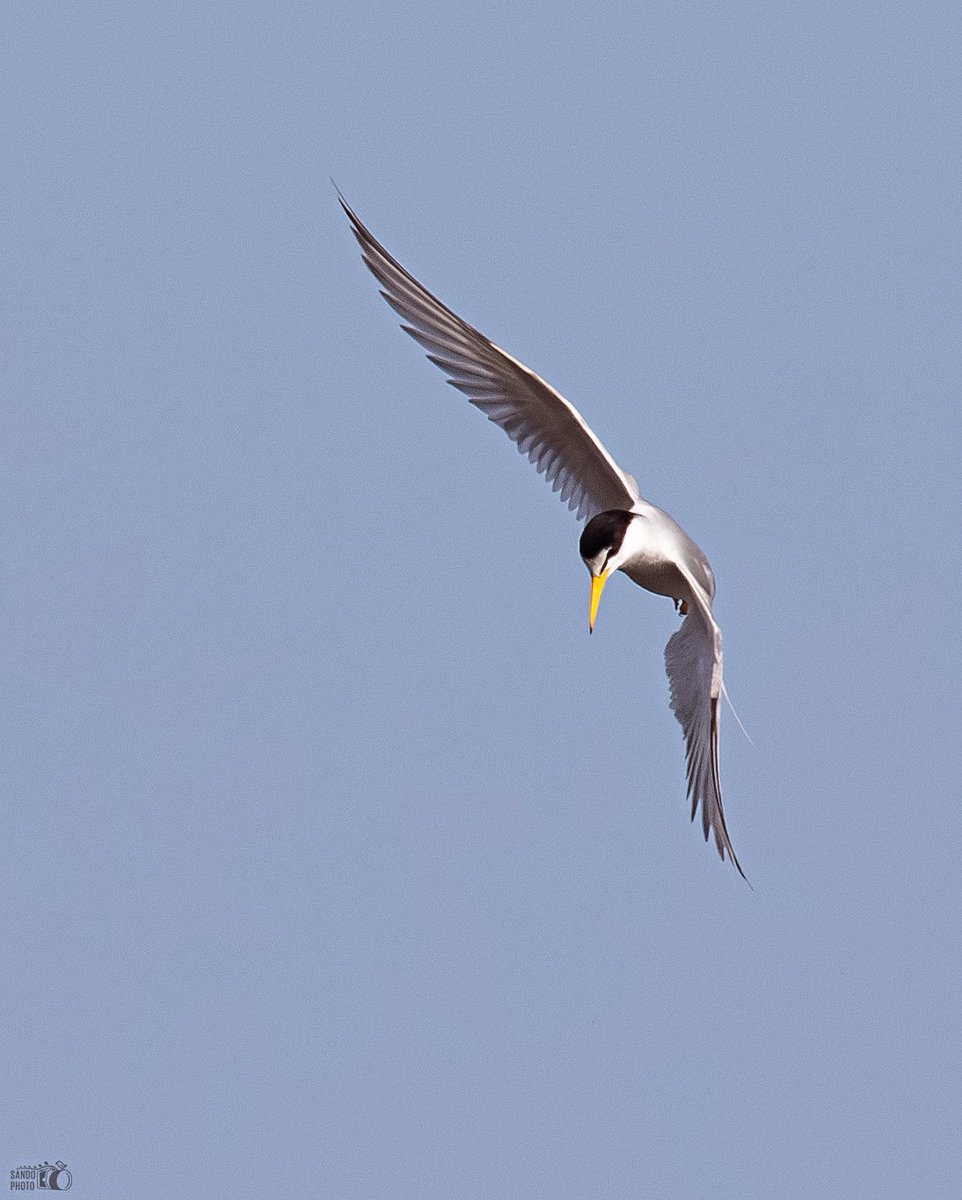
[332,178,355,223]
[711,819,750,884]
[688,797,749,884]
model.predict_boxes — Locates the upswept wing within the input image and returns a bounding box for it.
[664,608,745,879]
[340,195,640,522]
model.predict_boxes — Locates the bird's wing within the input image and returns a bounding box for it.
[340,195,641,521]
[664,603,745,879]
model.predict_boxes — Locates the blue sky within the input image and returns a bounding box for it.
[3,2,962,1196]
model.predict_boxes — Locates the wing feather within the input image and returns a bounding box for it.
[340,194,641,521]
[664,610,745,879]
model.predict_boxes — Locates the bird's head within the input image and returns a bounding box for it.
[579,509,635,632]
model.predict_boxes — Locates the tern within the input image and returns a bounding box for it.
[340,193,745,878]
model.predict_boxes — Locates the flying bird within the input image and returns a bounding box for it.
[340,192,746,878]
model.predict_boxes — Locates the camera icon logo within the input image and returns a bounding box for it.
[8,1160,72,1191]
[38,1162,72,1191]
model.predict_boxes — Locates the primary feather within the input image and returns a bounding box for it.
[665,608,744,878]
[340,194,640,522]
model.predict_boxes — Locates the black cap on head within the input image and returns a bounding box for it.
[579,510,633,562]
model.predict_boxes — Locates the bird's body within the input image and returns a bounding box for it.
[606,501,716,603]
[340,192,745,878]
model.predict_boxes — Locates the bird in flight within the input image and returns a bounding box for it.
[340,192,746,879]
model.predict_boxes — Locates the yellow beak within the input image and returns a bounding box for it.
[588,571,610,633]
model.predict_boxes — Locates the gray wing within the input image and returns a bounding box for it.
[664,609,745,879]
[340,195,641,522]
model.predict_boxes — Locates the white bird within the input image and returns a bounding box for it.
[340,193,746,879]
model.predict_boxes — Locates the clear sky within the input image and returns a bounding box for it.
[3,2,962,1197]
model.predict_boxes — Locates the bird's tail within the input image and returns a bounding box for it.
[721,680,755,748]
